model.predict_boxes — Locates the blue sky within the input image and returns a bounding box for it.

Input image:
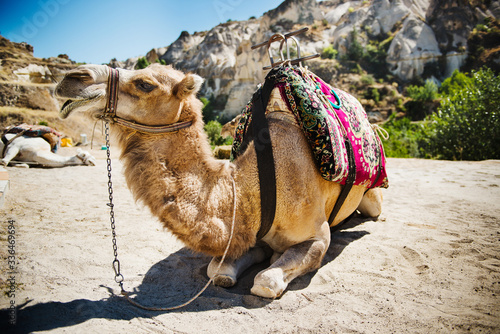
[0,0,284,64]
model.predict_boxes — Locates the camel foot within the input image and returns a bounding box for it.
[213,274,237,288]
[251,268,287,299]
[207,257,238,288]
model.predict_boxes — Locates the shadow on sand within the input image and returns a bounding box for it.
[1,217,370,333]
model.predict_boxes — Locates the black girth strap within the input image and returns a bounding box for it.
[252,76,277,240]
[248,69,358,238]
[328,139,356,226]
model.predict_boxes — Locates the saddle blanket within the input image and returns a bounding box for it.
[231,66,389,189]
[2,123,61,153]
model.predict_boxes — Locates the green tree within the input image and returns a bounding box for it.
[439,69,472,96]
[347,28,364,61]
[321,45,338,59]
[201,96,217,122]
[422,67,500,160]
[135,57,150,69]
[405,79,439,120]
[204,120,232,147]
[360,74,375,85]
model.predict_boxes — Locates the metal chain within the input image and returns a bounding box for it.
[102,120,237,311]
[104,121,125,292]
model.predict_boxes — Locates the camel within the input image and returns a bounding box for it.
[55,63,384,298]
[0,133,96,168]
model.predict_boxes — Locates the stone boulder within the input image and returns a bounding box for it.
[386,14,441,80]
[0,83,59,111]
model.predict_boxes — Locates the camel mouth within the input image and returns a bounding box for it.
[59,94,103,119]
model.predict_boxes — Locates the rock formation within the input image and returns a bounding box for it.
[111,0,497,118]
[1,0,498,121]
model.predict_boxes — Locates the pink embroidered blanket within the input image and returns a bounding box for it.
[232,66,388,189]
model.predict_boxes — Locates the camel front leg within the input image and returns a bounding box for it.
[251,220,331,298]
[30,150,79,167]
[207,244,272,288]
[1,145,20,166]
[31,149,96,167]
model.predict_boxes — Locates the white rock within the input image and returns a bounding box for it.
[386,14,441,80]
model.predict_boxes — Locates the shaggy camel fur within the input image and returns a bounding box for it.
[1,134,96,168]
[55,64,383,298]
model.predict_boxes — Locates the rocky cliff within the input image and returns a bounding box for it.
[0,36,101,141]
[110,0,498,119]
[0,35,77,111]
[1,0,498,125]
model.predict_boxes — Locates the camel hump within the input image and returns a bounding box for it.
[231,66,388,190]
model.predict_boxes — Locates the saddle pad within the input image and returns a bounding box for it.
[231,66,388,189]
[5,123,61,137]
[4,123,61,153]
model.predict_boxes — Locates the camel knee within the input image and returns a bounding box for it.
[251,267,286,298]
[357,188,383,218]
[251,232,330,298]
[208,246,272,288]
[2,147,20,166]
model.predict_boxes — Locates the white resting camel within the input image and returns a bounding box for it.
[0,134,96,167]
[55,64,384,298]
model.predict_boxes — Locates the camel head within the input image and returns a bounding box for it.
[55,64,204,126]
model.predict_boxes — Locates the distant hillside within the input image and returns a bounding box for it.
[0,36,102,142]
[1,0,498,131]
[109,0,499,121]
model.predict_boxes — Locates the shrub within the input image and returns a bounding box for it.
[204,120,233,147]
[404,80,439,120]
[421,67,500,160]
[321,45,338,59]
[347,28,364,61]
[135,57,150,69]
[381,116,425,158]
[364,87,380,103]
[360,74,375,85]
[406,80,438,102]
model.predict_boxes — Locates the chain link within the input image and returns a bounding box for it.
[104,121,125,291]
[102,120,236,311]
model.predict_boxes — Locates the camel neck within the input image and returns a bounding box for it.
[115,122,256,258]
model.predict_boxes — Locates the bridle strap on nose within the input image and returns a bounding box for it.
[105,67,120,117]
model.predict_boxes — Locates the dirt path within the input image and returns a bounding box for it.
[1,150,499,333]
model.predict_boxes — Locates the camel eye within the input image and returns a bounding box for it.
[135,80,157,93]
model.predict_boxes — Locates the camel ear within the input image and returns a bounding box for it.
[174,73,204,100]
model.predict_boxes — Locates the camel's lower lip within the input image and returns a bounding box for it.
[59,94,102,119]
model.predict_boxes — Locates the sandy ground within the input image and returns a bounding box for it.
[0,147,499,333]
